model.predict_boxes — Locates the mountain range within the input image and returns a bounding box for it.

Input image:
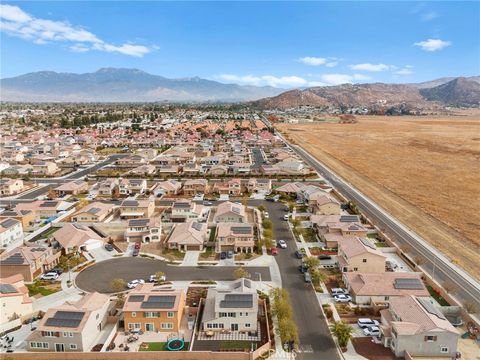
[1,68,479,109]
[0,68,283,102]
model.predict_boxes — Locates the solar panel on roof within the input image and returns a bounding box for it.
[31,247,46,252]
[340,215,359,223]
[220,294,253,308]
[231,226,252,234]
[40,201,58,207]
[0,284,18,294]
[129,219,149,226]
[1,253,25,265]
[417,297,447,320]
[393,278,425,290]
[192,222,203,231]
[1,218,18,228]
[173,202,190,208]
[129,295,145,302]
[87,207,101,214]
[359,237,376,250]
[45,311,85,328]
[123,200,139,206]
[140,295,176,309]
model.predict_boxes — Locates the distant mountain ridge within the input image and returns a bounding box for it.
[251,76,480,110]
[0,68,284,102]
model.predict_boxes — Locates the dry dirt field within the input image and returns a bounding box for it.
[277,115,480,279]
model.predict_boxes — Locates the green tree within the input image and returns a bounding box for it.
[310,268,327,287]
[303,256,320,269]
[330,321,354,348]
[233,267,251,279]
[155,271,165,284]
[110,278,127,293]
[258,205,265,213]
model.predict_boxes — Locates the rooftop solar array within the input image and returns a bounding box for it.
[231,226,252,234]
[173,202,190,208]
[129,219,149,227]
[417,297,447,320]
[140,295,176,309]
[40,201,58,207]
[45,311,85,328]
[0,284,18,294]
[72,223,87,231]
[123,200,139,207]
[128,295,145,302]
[1,253,25,265]
[87,207,101,214]
[220,294,253,308]
[359,237,376,250]
[393,278,425,290]
[232,206,241,214]
[192,222,203,231]
[1,218,18,228]
[340,215,360,223]
[31,247,47,252]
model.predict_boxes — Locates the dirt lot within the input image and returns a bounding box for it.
[277,115,480,279]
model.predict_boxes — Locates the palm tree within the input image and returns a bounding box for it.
[330,321,354,349]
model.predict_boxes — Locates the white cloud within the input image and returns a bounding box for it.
[0,4,152,57]
[217,74,309,88]
[298,57,327,66]
[393,66,414,75]
[349,63,390,72]
[325,61,338,68]
[319,73,371,85]
[414,38,451,52]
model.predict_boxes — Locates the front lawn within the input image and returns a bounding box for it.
[161,248,185,261]
[27,280,61,297]
[299,228,318,242]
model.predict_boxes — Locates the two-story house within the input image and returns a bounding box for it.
[380,295,459,358]
[0,274,34,327]
[26,292,112,352]
[216,223,255,254]
[0,178,24,196]
[170,199,208,222]
[119,198,155,219]
[123,285,185,333]
[0,218,23,247]
[124,217,161,243]
[214,201,247,223]
[97,178,119,196]
[337,237,387,273]
[183,179,208,197]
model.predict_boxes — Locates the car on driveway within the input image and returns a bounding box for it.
[271,247,278,256]
[132,248,139,257]
[227,251,234,259]
[295,250,304,259]
[334,294,352,303]
[331,288,348,296]
[203,201,213,206]
[357,318,380,328]
[318,254,332,260]
[363,326,380,337]
[51,268,63,275]
[264,212,269,219]
[104,243,114,251]
[220,252,227,260]
[278,240,287,249]
[127,279,145,289]
[134,241,141,249]
[40,272,59,281]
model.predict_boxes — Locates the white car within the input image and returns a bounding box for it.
[278,240,287,249]
[363,326,381,337]
[40,272,59,281]
[149,274,166,283]
[357,318,380,328]
[127,279,145,289]
[283,214,289,221]
[331,288,348,296]
[264,212,269,219]
[334,294,352,303]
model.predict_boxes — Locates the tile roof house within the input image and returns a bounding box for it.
[308,192,341,215]
[0,217,24,247]
[123,285,185,334]
[53,223,105,254]
[71,202,117,223]
[119,198,155,219]
[97,178,118,196]
[183,179,209,197]
[26,292,112,352]
[167,221,207,251]
[343,272,429,305]
[16,200,74,218]
[0,274,34,327]
[54,180,88,196]
[170,199,208,222]
[0,209,36,231]
[214,201,247,223]
[337,237,387,273]
[125,217,161,243]
[152,180,182,197]
[311,214,368,248]
[216,223,255,254]
[0,245,61,282]
[0,178,24,196]
[379,295,459,358]
[202,278,259,333]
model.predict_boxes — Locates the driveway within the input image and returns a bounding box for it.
[75,257,271,293]
[181,251,200,266]
[88,246,117,262]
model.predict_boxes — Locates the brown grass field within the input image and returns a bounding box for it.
[277,115,480,279]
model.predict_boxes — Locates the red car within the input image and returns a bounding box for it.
[134,242,141,249]
[271,247,278,256]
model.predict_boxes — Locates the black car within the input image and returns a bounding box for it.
[104,243,114,251]
[51,268,63,275]
[132,248,139,257]
[298,264,309,273]
[294,250,304,259]
[220,252,227,260]
[318,254,332,260]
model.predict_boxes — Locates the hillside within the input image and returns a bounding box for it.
[419,77,480,107]
[0,68,283,102]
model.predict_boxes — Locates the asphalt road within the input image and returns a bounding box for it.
[288,141,480,312]
[75,257,271,293]
[260,201,340,360]
[251,147,265,169]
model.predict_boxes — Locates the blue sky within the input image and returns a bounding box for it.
[1,1,479,87]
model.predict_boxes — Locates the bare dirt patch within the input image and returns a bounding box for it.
[278,115,480,279]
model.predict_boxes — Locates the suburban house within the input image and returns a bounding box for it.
[0,178,24,196]
[26,292,112,352]
[54,180,88,197]
[0,245,61,282]
[124,217,161,243]
[16,200,75,219]
[167,221,207,251]
[308,192,341,215]
[32,161,59,176]
[216,223,255,254]
[0,274,34,326]
[311,214,368,248]
[183,179,209,197]
[97,178,118,196]
[52,223,105,254]
[214,201,247,223]
[123,285,185,333]
[119,198,155,219]
[343,272,430,305]
[71,202,117,223]
[170,199,208,222]
[0,217,24,247]
[119,179,147,196]
[152,180,182,197]
[246,178,272,194]
[379,295,459,358]
[129,164,156,176]
[212,178,242,196]
[202,278,258,333]
[0,209,36,231]
[337,237,387,273]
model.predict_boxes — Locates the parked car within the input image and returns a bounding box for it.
[132,248,139,257]
[295,250,304,259]
[357,318,380,328]
[318,254,332,260]
[333,294,352,303]
[278,240,287,249]
[304,271,312,283]
[298,264,309,273]
[227,251,234,259]
[50,268,63,275]
[264,212,269,219]
[331,288,348,296]
[104,243,114,251]
[363,326,380,337]
[148,274,166,283]
[203,201,213,206]
[220,252,227,260]
[134,242,141,249]
[271,247,278,256]
[283,214,289,221]
[40,272,59,281]
[127,279,145,289]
